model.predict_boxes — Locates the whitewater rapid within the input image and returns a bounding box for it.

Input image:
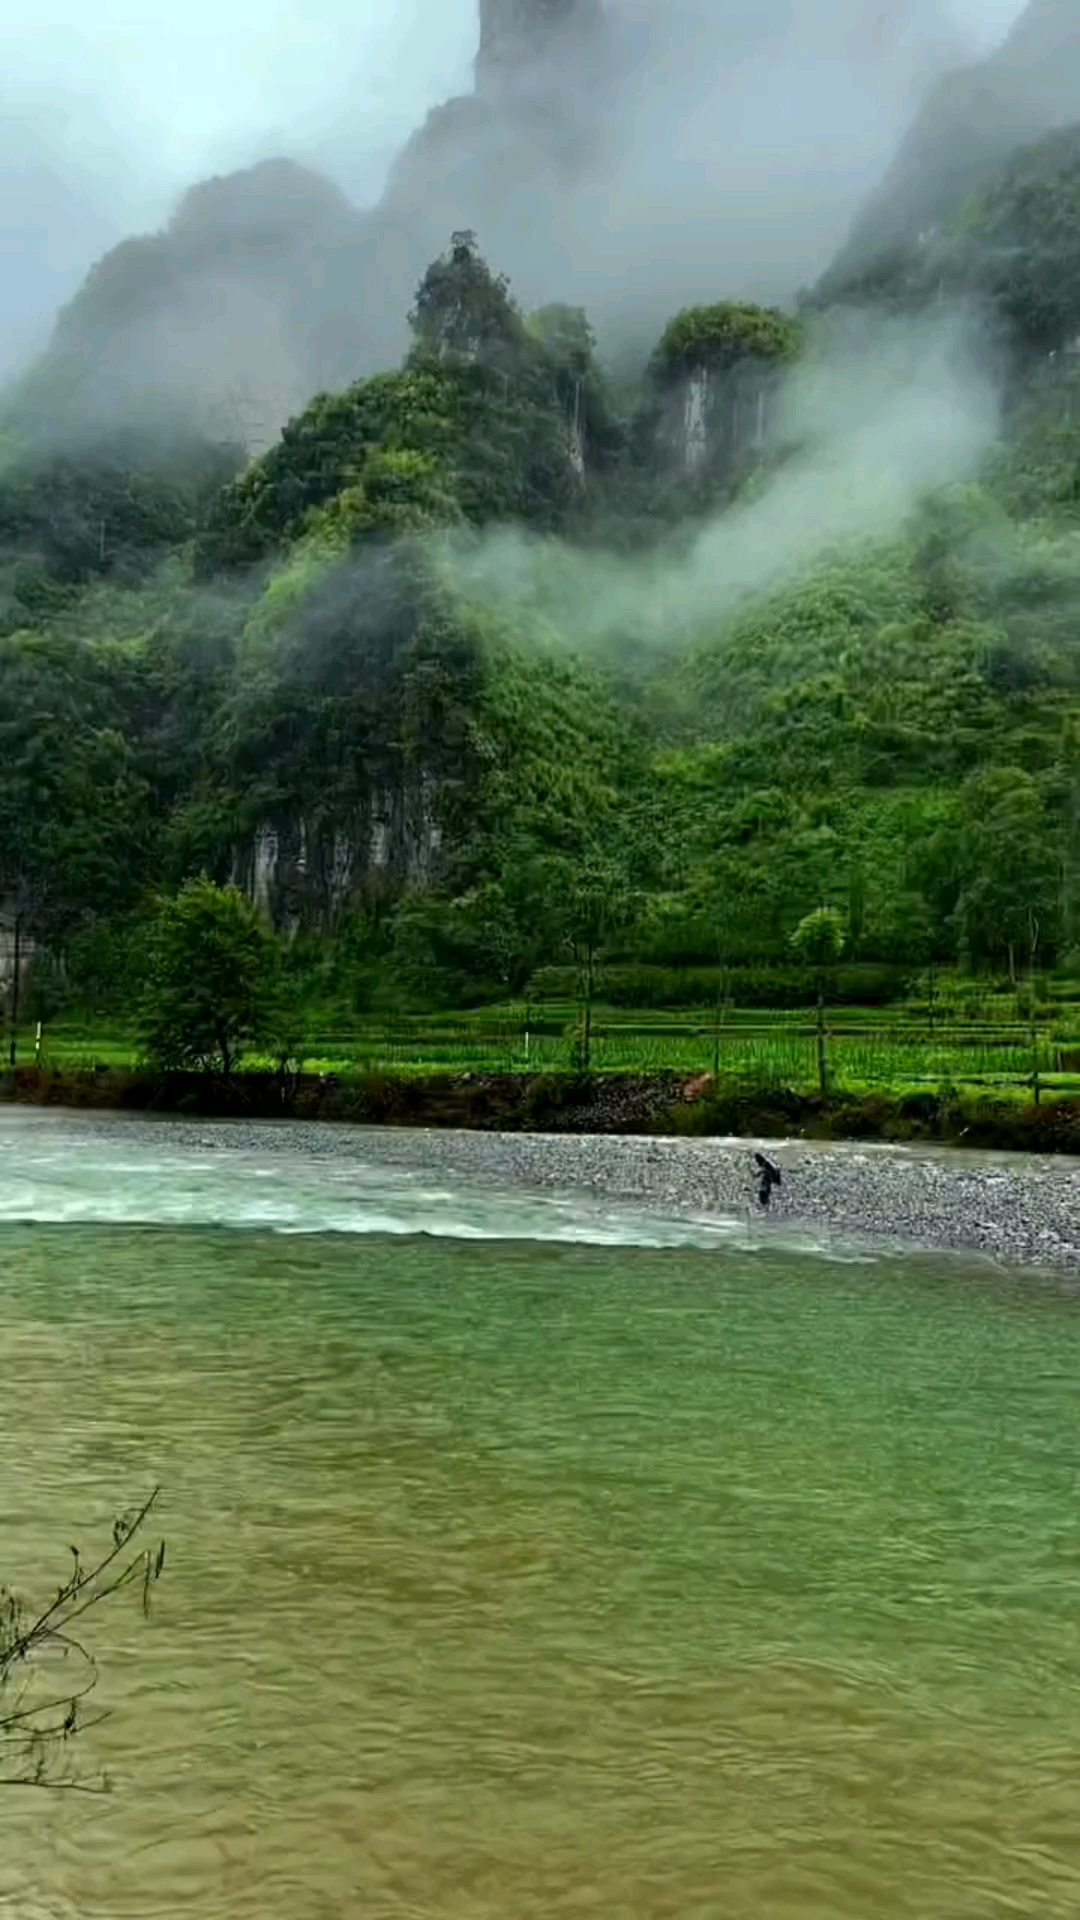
[0,1109,749,1249]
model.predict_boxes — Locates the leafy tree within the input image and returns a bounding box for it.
[950,767,1061,975]
[389,880,530,1006]
[408,230,524,370]
[871,887,937,971]
[650,303,802,382]
[141,877,278,1076]
[527,304,595,378]
[791,907,846,1093]
[195,367,466,573]
[789,906,847,973]
[544,850,636,1069]
[0,630,152,952]
[0,430,240,593]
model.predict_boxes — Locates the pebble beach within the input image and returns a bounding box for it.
[347,1124,1080,1269]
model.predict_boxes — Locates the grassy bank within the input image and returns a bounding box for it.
[6,1061,1080,1154]
[13,985,1080,1101]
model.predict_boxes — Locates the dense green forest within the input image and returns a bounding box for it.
[8,127,1080,1046]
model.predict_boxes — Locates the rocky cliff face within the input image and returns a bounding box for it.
[659,363,783,478]
[820,0,1080,299]
[476,0,605,89]
[236,783,445,934]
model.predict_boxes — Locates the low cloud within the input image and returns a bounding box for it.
[442,306,1002,650]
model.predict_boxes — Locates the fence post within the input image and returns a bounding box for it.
[8,913,21,1071]
[1031,1011,1041,1106]
[578,946,595,1073]
[816,986,828,1098]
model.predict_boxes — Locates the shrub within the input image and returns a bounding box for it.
[141,877,278,1076]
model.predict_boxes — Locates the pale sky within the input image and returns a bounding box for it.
[2,0,1026,196]
[0,0,479,370]
[947,0,1033,44]
[1,1,476,200]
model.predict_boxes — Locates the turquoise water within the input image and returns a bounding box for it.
[1,1113,1079,1917]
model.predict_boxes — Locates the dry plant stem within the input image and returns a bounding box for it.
[0,1487,166,1791]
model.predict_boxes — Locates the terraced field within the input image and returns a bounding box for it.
[19,984,1080,1101]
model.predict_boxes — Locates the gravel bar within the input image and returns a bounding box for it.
[345,1125,1080,1269]
[7,1108,1080,1267]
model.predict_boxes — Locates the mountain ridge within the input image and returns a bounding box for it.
[6,0,1000,452]
[819,0,1080,300]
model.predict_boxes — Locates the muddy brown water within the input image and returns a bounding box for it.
[2,1111,1080,1917]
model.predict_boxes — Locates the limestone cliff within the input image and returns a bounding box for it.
[236,785,444,934]
[476,0,605,88]
[819,0,1080,300]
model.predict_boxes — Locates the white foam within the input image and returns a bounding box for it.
[0,1112,744,1250]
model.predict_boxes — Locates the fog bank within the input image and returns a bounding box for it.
[442,307,1002,648]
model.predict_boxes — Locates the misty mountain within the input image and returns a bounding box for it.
[5,0,980,453]
[819,0,1080,299]
[4,158,374,451]
[2,207,1076,998]
[11,10,1080,1008]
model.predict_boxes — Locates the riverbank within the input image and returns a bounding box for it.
[6,1062,1080,1157]
[3,1102,1078,1266]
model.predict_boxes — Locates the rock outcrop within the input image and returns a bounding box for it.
[647,302,801,482]
[819,0,1080,301]
[236,784,445,934]
[658,363,783,478]
[476,0,605,89]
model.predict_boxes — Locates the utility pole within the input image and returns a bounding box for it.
[8,912,21,1070]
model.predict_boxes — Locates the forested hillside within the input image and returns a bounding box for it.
[7,113,1080,1029]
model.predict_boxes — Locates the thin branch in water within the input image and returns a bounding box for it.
[1,1488,166,1791]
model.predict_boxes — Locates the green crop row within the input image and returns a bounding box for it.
[16,1005,1076,1100]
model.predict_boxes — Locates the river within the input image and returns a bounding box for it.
[2,1109,1079,1917]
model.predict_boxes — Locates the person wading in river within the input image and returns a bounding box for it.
[754,1151,782,1210]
